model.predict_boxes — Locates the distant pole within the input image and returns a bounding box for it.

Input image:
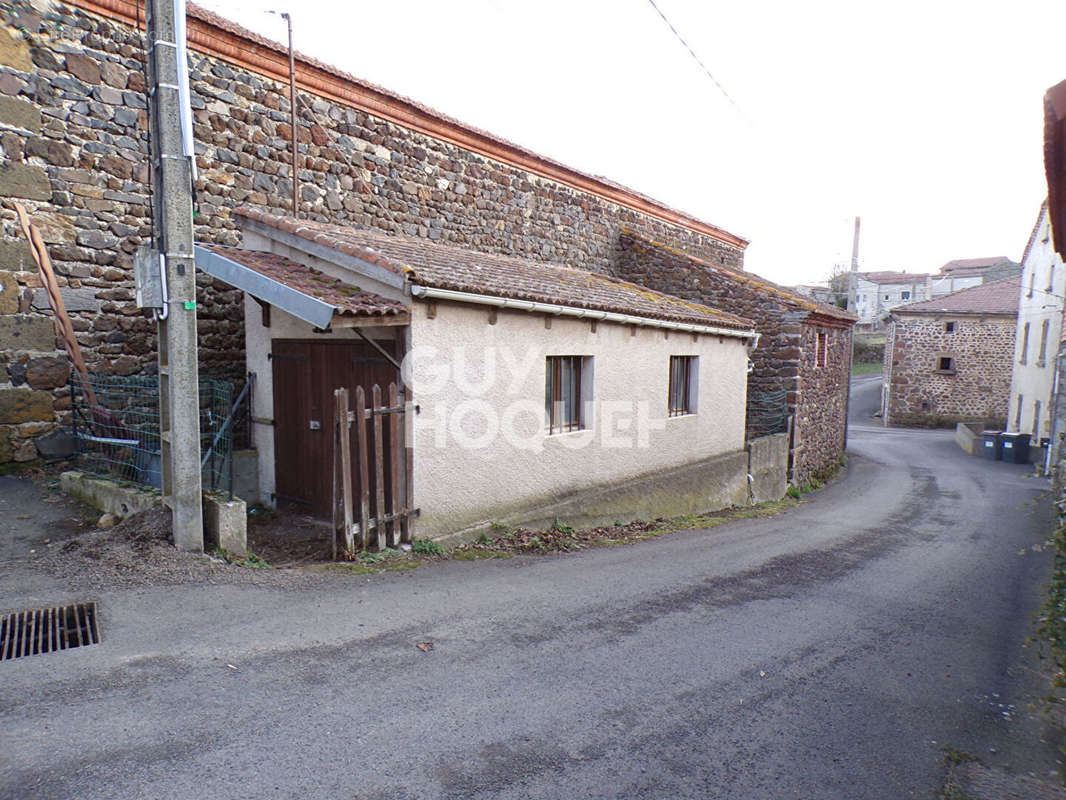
[848,216,861,314]
[146,0,203,551]
[284,13,298,218]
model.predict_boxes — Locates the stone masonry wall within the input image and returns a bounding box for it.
[0,0,745,465]
[795,324,851,482]
[885,313,1015,427]
[613,232,854,483]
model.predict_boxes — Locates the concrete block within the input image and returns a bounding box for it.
[204,494,247,556]
[0,96,41,133]
[0,163,51,201]
[747,432,788,503]
[60,470,161,517]
[0,315,57,351]
[954,422,983,457]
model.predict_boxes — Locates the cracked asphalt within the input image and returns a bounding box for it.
[0,374,1060,799]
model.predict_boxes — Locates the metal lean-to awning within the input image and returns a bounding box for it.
[194,244,410,329]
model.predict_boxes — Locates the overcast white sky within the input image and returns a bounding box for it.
[196,0,1066,287]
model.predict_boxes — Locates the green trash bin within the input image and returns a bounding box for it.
[981,430,1002,460]
[1000,432,1031,464]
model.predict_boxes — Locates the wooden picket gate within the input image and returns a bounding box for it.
[332,383,416,557]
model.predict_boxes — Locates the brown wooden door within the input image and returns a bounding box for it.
[271,339,399,520]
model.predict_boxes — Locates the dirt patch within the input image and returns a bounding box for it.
[246,509,334,566]
[20,507,337,591]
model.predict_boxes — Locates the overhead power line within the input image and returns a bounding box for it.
[645,0,742,115]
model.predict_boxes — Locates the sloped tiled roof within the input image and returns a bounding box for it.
[859,271,930,284]
[234,209,754,330]
[892,276,1020,315]
[200,244,408,318]
[940,256,1017,272]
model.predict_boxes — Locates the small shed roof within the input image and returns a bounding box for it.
[892,276,1020,316]
[234,208,755,331]
[195,244,408,329]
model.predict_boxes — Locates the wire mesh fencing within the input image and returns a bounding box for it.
[70,373,242,496]
[747,389,790,438]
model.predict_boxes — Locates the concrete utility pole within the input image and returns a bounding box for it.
[146,0,204,551]
[847,216,861,314]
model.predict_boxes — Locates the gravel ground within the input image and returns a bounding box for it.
[12,506,342,591]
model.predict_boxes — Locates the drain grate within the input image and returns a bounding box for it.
[0,602,101,661]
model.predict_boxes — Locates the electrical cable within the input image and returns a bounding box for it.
[645,0,742,115]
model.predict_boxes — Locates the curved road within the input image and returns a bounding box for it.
[1,378,1059,799]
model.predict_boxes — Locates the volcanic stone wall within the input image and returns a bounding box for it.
[884,312,1015,427]
[0,0,745,464]
[613,233,854,483]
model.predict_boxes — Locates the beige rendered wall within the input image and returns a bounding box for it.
[408,301,750,538]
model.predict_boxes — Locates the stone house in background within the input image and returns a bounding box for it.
[850,258,1020,328]
[932,256,1021,298]
[852,271,931,326]
[1007,202,1063,451]
[882,278,1020,428]
[612,232,857,484]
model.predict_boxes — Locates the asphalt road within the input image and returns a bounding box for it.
[1,389,1060,799]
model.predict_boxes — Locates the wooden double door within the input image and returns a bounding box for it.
[271,339,399,520]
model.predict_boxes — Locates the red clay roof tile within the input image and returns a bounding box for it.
[234,208,754,330]
[201,244,407,318]
[893,276,1020,315]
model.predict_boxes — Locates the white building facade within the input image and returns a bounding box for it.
[1008,204,1065,441]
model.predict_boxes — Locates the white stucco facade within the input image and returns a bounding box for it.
[854,276,931,325]
[407,301,751,537]
[1008,207,1065,438]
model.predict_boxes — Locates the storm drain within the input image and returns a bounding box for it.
[0,602,100,661]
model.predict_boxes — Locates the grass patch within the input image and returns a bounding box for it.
[452,497,801,558]
[852,361,882,375]
[214,548,272,569]
[412,539,446,557]
[314,557,422,575]
[938,745,980,800]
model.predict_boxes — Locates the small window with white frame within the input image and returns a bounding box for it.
[545,355,591,434]
[668,355,699,417]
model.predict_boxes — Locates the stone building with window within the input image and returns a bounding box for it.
[611,232,857,484]
[883,277,1020,427]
